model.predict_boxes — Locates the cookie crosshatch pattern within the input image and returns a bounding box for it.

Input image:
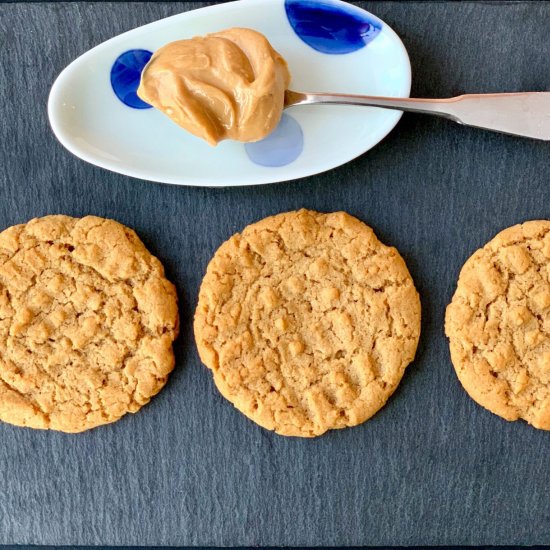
[194,210,421,437]
[446,221,550,431]
[0,216,179,432]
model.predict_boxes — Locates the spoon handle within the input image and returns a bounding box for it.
[285,91,550,141]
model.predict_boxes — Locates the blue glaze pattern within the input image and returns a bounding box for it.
[285,0,382,54]
[110,49,153,109]
[245,114,303,167]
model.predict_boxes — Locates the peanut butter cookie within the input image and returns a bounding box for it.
[0,215,179,432]
[445,221,550,430]
[194,209,421,437]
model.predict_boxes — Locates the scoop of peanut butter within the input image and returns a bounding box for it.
[137,28,291,146]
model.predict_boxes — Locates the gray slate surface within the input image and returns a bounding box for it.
[0,0,549,546]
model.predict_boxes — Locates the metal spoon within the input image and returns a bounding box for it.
[285,90,550,141]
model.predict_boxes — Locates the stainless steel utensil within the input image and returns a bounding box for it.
[284,90,550,140]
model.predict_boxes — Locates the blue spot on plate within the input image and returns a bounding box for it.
[245,114,304,167]
[110,49,153,109]
[285,0,382,54]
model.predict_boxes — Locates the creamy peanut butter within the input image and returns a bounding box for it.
[137,28,291,146]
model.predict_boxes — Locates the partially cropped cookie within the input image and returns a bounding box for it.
[194,209,421,437]
[0,215,179,432]
[445,221,550,430]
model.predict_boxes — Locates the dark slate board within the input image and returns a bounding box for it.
[0,1,549,546]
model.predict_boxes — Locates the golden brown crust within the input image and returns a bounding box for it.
[194,209,421,437]
[0,215,179,432]
[445,220,550,430]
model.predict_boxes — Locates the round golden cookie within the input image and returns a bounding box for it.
[445,221,550,430]
[0,215,179,432]
[194,209,421,437]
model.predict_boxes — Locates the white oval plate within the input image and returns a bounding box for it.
[48,0,411,187]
